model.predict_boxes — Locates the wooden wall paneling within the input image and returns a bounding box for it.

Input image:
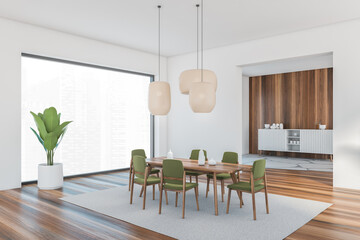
[249,68,333,159]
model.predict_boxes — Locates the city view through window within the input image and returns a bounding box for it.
[21,55,152,182]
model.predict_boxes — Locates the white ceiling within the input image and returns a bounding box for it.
[242,53,333,77]
[0,0,360,56]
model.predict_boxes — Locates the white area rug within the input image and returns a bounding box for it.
[61,183,331,240]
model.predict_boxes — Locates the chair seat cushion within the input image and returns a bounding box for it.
[227,181,264,192]
[134,176,161,185]
[164,182,198,191]
[207,173,231,180]
[186,171,204,176]
[150,168,160,174]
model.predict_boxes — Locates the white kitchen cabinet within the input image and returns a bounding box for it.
[258,129,333,155]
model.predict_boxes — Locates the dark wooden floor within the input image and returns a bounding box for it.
[0,169,359,240]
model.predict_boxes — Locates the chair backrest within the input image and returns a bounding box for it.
[162,159,184,185]
[252,159,266,185]
[132,149,146,158]
[203,150,208,161]
[189,149,200,160]
[222,152,238,164]
[133,156,147,179]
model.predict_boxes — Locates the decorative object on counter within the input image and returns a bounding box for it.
[30,106,72,190]
[280,123,284,129]
[208,158,216,166]
[319,124,326,130]
[276,123,280,129]
[264,124,270,129]
[167,149,173,159]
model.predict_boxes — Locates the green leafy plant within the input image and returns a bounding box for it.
[30,107,72,165]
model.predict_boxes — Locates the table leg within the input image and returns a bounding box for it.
[213,173,218,216]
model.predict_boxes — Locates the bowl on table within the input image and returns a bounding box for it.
[208,159,217,166]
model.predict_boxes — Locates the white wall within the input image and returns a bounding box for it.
[0,17,167,190]
[168,18,360,190]
[242,76,249,155]
[167,58,243,162]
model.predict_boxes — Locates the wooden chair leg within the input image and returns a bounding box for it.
[251,172,256,220]
[153,185,155,200]
[252,191,256,220]
[226,189,231,214]
[128,169,132,191]
[130,173,135,204]
[195,187,199,211]
[143,185,147,210]
[128,159,133,191]
[221,180,225,202]
[240,191,243,208]
[139,186,144,197]
[175,192,178,207]
[265,189,269,214]
[159,184,163,214]
[165,190,169,205]
[190,176,192,183]
[264,173,269,214]
[206,177,210,198]
[241,191,244,206]
[182,189,186,219]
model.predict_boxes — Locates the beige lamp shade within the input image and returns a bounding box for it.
[179,69,217,94]
[189,82,216,113]
[148,81,171,115]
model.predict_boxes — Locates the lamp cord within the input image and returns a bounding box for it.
[201,0,203,82]
[196,4,199,69]
[158,5,161,81]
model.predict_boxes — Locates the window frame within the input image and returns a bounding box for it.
[21,53,154,182]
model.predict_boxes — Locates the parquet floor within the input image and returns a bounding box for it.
[0,169,359,239]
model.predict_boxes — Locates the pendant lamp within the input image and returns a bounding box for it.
[179,3,217,95]
[189,0,216,113]
[148,5,171,115]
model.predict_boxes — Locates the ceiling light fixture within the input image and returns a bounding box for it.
[148,5,171,115]
[179,2,217,95]
[189,0,216,113]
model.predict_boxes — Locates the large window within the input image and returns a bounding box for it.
[21,54,153,182]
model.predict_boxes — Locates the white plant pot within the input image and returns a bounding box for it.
[38,163,63,190]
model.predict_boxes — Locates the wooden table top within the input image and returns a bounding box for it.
[147,157,252,174]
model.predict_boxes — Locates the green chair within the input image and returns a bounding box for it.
[129,149,160,191]
[186,149,208,186]
[130,156,161,209]
[226,159,269,220]
[159,159,199,218]
[206,152,238,202]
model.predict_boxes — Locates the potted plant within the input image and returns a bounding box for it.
[30,107,72,189]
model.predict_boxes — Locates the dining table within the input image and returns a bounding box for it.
[147,157,253,216]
